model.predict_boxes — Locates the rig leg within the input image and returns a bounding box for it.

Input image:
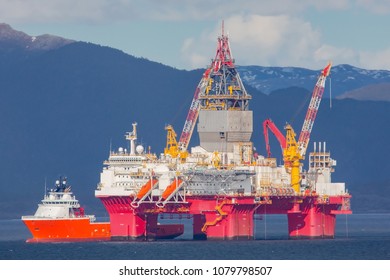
[287,204,336,239]
[204,206,255,240]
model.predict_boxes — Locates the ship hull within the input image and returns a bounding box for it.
[22,218,110,242]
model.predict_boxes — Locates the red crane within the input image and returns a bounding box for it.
[263,62,332,159]
[178,68,211,152]
[263,119,286,158]
[297,62,332,158]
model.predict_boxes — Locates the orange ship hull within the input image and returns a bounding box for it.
[22,218,110,242]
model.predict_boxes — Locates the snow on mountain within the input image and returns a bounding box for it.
[0,23,74,52]
[1,22,389,101]
[238,64,390,100]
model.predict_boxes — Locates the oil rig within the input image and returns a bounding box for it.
[95,25,352,240]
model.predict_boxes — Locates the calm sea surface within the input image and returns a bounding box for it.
[1,214,390,260]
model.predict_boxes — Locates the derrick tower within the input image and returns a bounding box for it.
[198,25,253,152]
[196,25,253,153]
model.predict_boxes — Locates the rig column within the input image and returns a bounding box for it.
[191,197,256,240]
[287,198,337,239]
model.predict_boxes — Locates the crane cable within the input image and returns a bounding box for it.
[329,77,332,109]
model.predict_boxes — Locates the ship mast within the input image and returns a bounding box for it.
[126,122,137,155]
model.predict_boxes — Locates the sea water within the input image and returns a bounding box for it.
[0,214,389,260]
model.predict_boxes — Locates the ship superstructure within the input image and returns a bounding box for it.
[96,123,185,240]
[22,177,110,242]
[95,24,351,241]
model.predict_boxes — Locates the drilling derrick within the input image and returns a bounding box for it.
[196,24,252,154]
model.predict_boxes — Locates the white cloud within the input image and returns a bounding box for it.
[1,0,389,70]
[139,0,351,20]
[0,0,353,23]
[311,45,390,70]
[0,0,137,23]
[0,0,387,24]
[360,48,390,70]
[180,15,324,69]
[314,45,360,65]
[181,37,211,68]
[356,0,390,14]
[180,14,390,70]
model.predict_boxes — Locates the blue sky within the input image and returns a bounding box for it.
[2,0,390,70]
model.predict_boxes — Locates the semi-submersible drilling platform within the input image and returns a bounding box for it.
[95,26,352,240]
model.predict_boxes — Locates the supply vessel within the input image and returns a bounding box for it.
[95,24,352,241]
[22,177,110,242]
[22,177,184,242]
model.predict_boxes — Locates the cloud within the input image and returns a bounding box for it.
[360,48,390,70]
[311,45,390,70]
[180,13,390,70]
[137,0,351,20]
[0,0,387,24]
[356,0,390,14]
[181,37,211,68]
[1,1,389,70]
[0,0,354,24]
[180,15,325,69]
[0,0,137,23]
[314,45,360,66]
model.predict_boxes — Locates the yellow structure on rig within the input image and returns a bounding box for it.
[263,62,332,194]
[283,125,302,193]
[164,125,188,161]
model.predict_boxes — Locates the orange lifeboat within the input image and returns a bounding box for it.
[136,178,157,200]
[161,179,183,201]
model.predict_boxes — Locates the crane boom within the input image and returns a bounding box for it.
[297,62,332,158]
[261,62,331,194]
[263,119,286,158]
[178,69,211,151]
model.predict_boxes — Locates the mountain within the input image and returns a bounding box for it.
[0,24,389,219]
[337,83,390,101]
[0,23,74,52]
[0,25,203,219]
[238,64,390,101]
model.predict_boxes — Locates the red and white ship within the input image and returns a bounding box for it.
[22,177,110,242]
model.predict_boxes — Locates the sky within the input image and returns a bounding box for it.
[1,0,390,70]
